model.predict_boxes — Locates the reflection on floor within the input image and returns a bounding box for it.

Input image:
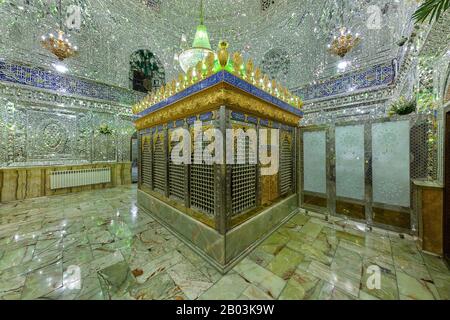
[0,185,449,300]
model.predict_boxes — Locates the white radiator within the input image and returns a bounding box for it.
[50,168,111,189]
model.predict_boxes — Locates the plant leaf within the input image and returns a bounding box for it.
[413,0,450,23]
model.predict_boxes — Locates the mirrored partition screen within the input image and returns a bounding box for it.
[303,130,327,194]
[372,121,410,208]
[335,125,365,200]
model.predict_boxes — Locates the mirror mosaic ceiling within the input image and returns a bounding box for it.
[0,0,418,89]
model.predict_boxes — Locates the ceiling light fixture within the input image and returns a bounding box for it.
[41,0,78,61]
[327,1,361,58]
[178,0,214,73]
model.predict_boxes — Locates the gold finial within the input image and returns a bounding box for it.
[283,87,289,102]
[187,67,193,85]
[277,84,284,99]
[171,79,177,94]
[232,52,243,77]
[205,52,215,76]
[195,61,204,81]
[178,73,185,90]
[287,91,293,104]
[245,58,254,81]
[167,83,172,98]
[159,86,165,100]
[263,75,269,90]
[218,40,229,69]
[254,68,262,86]
[271,80,277,95]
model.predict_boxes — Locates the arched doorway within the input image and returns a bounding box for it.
[130,49,166,93]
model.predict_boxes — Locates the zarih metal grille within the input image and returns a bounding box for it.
[190,139,215,216]
[410,118,429,180]
[141,135,152,188]
[152,133,166,194]
[231,129,257,216]
[169,134,185,202]
[279,133,293,195]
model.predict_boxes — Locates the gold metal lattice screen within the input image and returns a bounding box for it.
[141,135,152,188]
[279,133,293,195]
[152,134,166,194]
[411,118,435,180]
[190,139,215,216]
[231,130,257,216]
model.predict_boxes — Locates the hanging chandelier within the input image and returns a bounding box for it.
[328,27,361,58]
[40,0,78,61]
[327,1,361,58]
[178,0,214,73]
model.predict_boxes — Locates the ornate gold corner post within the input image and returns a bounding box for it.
[225,108,233,233]
[215,105,228,234]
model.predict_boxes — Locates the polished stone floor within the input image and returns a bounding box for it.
[0,185,449,300]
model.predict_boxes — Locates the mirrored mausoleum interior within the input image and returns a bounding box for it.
[0,0,450,300]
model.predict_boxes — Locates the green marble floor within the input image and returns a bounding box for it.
[0,185,449,300]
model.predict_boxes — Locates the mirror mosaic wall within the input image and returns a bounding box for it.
[0,82,135,167]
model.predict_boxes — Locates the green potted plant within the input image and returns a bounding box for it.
[99,124,114,135]
[388,96,417,117]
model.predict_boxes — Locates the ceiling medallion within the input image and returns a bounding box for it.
[178,0,214,73]
[327,27,361,58]
[40,0,78,61]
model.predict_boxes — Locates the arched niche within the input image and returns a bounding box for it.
[130,49,166,93]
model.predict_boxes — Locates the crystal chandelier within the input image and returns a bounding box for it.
[178,0,213,73]
[40,0,78,61]
[327,1,361,58]
[328,27,361,58]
